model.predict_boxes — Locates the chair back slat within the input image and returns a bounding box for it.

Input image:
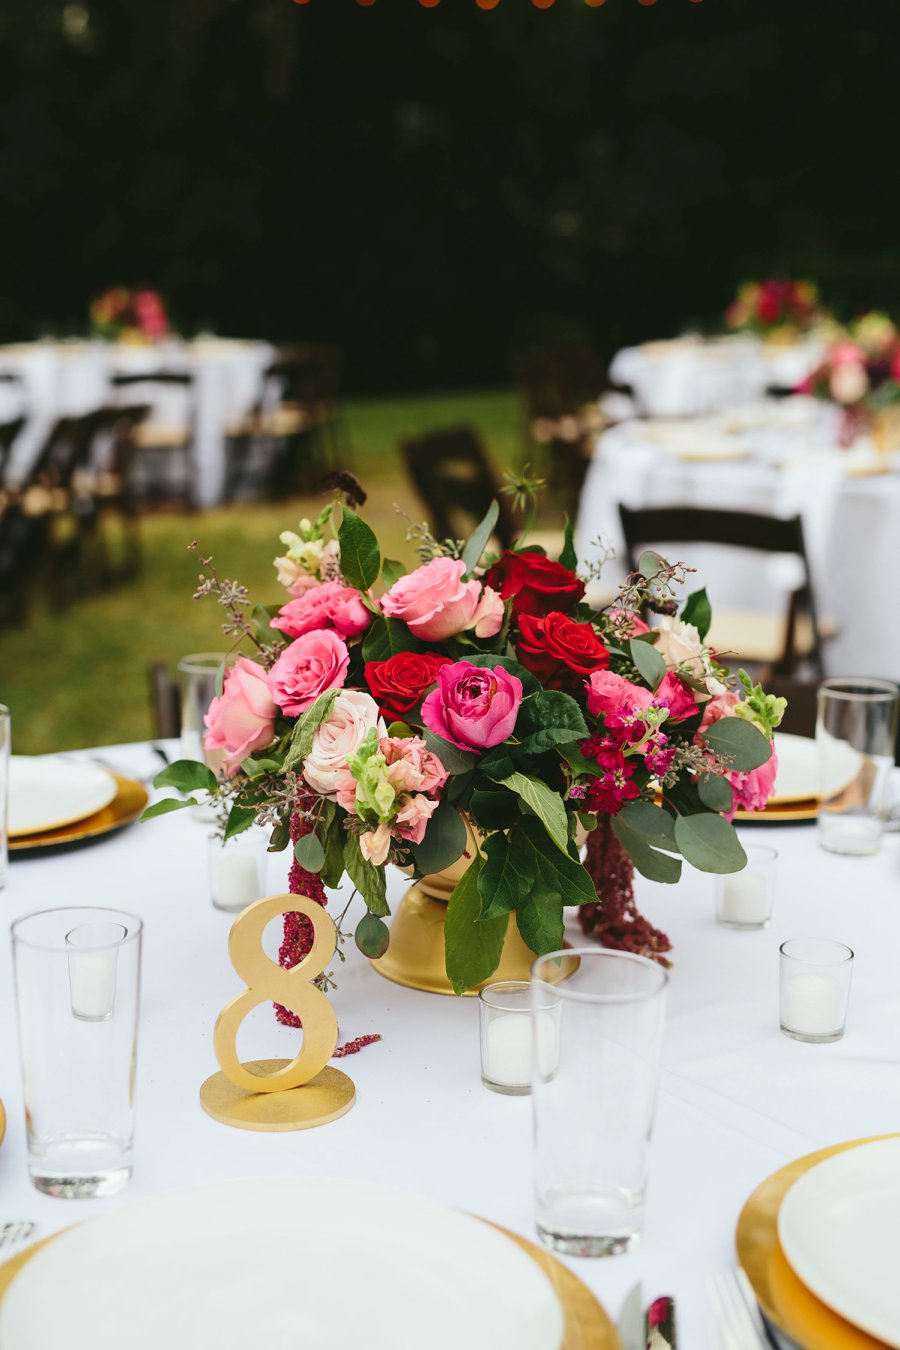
[402,425,515,550]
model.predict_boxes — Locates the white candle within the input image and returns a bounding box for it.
[484,1012,558,1087]
[784,972,843,1036]
[213,853,263,912]
[68,947,118,1021]
[720,871,770,926]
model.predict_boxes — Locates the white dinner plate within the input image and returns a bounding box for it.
[7,756,118,838]
[777,1137,900,1347]
[0,1178,564,1350]
[769,732,861,805]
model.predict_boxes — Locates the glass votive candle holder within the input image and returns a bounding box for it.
[478,981,560,1096]
[208,829,268,913]
[779,938,854,1044]
[715,846,778,930]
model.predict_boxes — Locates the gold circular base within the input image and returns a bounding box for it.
[199,1059,355,1132]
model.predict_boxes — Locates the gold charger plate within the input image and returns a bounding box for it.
[8,775,148,853]
[737,1134,899,1350]
[735,797,817,824]
[0,1222,619,1350]
[0,1098,5,1146]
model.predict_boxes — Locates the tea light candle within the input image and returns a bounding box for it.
[784,972,843,1036]
[212,853,262,912]
[67,946,118,1021]
[484,1012,558,1088]
[719,871,770,926]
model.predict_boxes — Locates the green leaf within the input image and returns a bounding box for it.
[343,834,389,916]
[639,549,664,580]
[267,819,291,853]
[283,689,339,773]
[681,587,712,641]
[611,801,683,884]
[294,832,325,872]
[320,808,347,888]
[361,616,424,663]
[152,759,217,794]
[338,506,381,592]
[253,603,281,643]
[355,911,391,958]
[140,796,199,821]
[462,652,541,697]
[386,720,413,738]
[240,755,284,779]
[558,742,597,777]
[444,853,509,995]
[697,772,734,814]
[224,804,258,840]
[629,636,666,691]
[516,883,565,956]
[423,731,476,777]
[410,800,468,875]
[506,816,597,913]
[469,787,520,833]
[558,516,578,572]
[493,771,570,855]
[446,768,475,806]
[380,557,405,589]
[478,831,530,919]
[703,717,772,772]
[674,813,747,874]
[477,745,517,780]
[461,499,500,576]
[516,689,588,755]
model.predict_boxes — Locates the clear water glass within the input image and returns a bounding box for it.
[208,827,269,912]
[714,845,778,929]
[817,677,897,855]
[177,652,230,770]
[12,907,143,1197]
[0,704,9,890]
[531,948,667,1257]
[780,938,853,1044]
[478,980,560,1097]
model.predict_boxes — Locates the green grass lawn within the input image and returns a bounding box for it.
[1,388,524,753]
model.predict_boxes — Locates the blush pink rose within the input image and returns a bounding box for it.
[654,672,699,722]
[203,656,277,776]
[381,557,481,641]
[586,669,654,720]
[272,581,371,641]
[380,735,448,796]
[468,586,505,639]
[303,690,385,798]
[421,661,523,751]
[268,630,349,715]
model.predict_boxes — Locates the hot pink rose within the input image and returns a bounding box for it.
[381,557,481,641]
[421,661,523,751]
[654,672,698,722]
[380,735,448,796]
[203,656,277,776]
[272,581,371,641]
[586,670,654,720]
[268,629,349,715]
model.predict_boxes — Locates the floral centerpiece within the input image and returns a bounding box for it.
[725,277,824,341]
[797,311,900,446]
[89,286,170,343]
[148,475,782,994]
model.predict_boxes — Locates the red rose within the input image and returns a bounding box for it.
[364,652,451,719]
[516,612,609,689]
[485,550,585,618]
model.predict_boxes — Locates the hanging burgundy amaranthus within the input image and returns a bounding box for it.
[579,818,673,967]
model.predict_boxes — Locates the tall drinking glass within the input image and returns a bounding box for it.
[817,677,898,855]
[0,704,9,890]
[177,652,229,770]
[12,907,143,1197]
[531,949,667,1257]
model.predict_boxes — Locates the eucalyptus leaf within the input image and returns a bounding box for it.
[410,799,468,875]
[422,731,476,777]
[461,499,500,576]
[703,717,772,772]
[639,549,665,580]
[697,772,734,814]
[152,759,217,794]
[611,801,682,884]
[338,506,381,592]
[444,853,509,995]
[294,831,325,872]
[674,813,747,874]
[355,911,391,958]
[681,587,712,641]
[140,796,199,821]
[629,635,666,691]
[343,833,389,916]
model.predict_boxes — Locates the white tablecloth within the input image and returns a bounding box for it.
[2,740,899,1347]
[575,407,900,679]
[610,336,825,417]
[0,339,273,507]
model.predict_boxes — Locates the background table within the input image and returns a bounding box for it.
[2,741,898,1348]
[0,338,273,508]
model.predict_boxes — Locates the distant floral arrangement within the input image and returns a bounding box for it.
[797,311,900,445]
[89,287,170,344]
[148,473,782,993]
[725,277,824,339]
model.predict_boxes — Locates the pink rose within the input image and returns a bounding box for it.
[203,656,277,776]
[468,586,505,639]
[654,672,698,722]
[380,735,448,796]
[394,792,439,844]
[586,670,654,720]
[268,629,349,715]
[381,557,481,641]
[421,661,523,751]
[272,581,371,641]
[698,690,739,736]
[303,690,385,798]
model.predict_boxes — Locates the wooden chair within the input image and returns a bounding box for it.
[111,372,195,510]
[147,661,181,739]
[618,504,830,678]
[402,426,517,551]
[77,405,150,585]
[512,341,605,514]
[0,414,25,487]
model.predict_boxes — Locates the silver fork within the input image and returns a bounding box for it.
[0,1221,36,1261]
[708,1269,769,1350]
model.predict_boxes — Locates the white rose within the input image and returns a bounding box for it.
[303,691,385,798]
[654,616,706,677]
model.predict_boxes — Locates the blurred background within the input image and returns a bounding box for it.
[2,0,898,751]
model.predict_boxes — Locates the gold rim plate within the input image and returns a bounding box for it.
[0,1220,619,1349]
[735,798,817,825]
[737,1134,899,1349]
[8,775,149,853]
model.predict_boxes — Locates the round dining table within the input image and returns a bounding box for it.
[1,739,897,1348]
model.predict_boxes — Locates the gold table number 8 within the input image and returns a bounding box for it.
[199,894,356,1131]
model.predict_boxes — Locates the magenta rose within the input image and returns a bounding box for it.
[586,669,654,721]
[203,656,277,775]
[421,661,523,751]
[271,581,371,641]
[654,672,698,722]
[268,629,349,715]
[381,557,481,641]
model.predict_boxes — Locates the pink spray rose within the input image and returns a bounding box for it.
[303,690,385,798]
[421,661,523,751]
[203,656,277,776]
[394,792,439,844]
[586,670,654,720]
[381,557,481,641]
[380,735,448,796]
[268,629,349,716]
[272,581,371,641]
